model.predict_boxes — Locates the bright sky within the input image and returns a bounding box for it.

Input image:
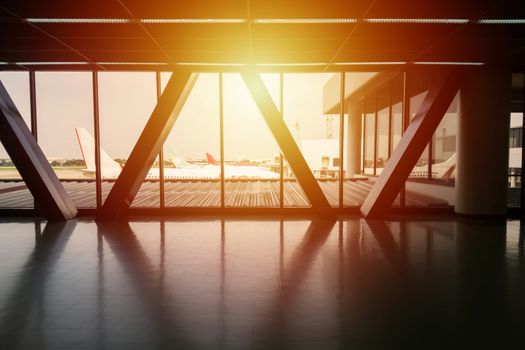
[0,71,335,160]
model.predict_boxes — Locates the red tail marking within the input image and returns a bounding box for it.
[206,152,218,165]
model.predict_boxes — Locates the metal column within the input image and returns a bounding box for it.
[241,71,332,213]
[361,71,464,218]
[98,70,198,220]
[0,82,77,221]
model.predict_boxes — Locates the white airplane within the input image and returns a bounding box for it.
[75,128,280,180]
[374,153,456,179]
[405,153,456,179]
[75,128,219,179]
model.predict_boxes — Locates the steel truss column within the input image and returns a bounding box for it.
[361,71,464,218]
[97,70,198,220]
[241,71,332,213]
[0,82,77,221]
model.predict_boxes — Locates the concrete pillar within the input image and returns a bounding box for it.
[346,102,362,177]
[455,69,511,216]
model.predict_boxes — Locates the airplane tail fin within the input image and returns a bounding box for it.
[206,152,218,165]
[75,128,121,171]
[166,146,190,168]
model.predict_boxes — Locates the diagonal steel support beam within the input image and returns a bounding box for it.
[361,71,464,218]
[241,71,332,213]
[0,82,77,221]
[97,70,198,220]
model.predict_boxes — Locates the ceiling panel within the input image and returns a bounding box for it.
[0,0,523,68]
[253,38,343,53]
[120,0,247,18]
[0,50,85,62]
[334,50,421,62]
[157,38,249,52]
[0,22,49,37]
[35,23,146,38]
[144,23,248,39]
[0,1,128,18]
[251,24,352,39]
[350,23,460,39]
[366,0,499,18]
[249,0,374,18]
[165,50,253,63]
[80,50,167,62]
[60,37,157,51]
[0,37,71,51]
[341,37,434,53]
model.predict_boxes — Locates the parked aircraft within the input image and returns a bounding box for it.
[374,153,456,179]
[75,128,219,179]
[75,128,280,180]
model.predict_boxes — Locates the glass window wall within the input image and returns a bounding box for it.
[36,72,95,208]
[0,72,33,208]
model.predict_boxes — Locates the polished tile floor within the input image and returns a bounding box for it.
[0,217,524,349]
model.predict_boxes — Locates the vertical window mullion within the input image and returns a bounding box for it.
[427,73,433,181]
[279,73,284,209]
[29,71,38,212]
[373,93,378,176]
[339,72,345,208]
[400,71,410,207]
[92,71,102,210]
[362,99,367,174]
[219,73,225,208]
[388,82,393,159]
[156,72,165,209]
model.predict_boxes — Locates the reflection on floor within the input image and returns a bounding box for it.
[0,217,523,349]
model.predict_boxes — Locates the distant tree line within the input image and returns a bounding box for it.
[49,159,85,167]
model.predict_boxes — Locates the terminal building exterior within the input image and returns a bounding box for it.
[0,1,525,349]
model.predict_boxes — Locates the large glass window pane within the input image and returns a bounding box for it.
[432,93,458,181]
[509,113,523,190]
[98,72,157,207]
[508,73,524,206]
[390,74,404,206]
[0,72,33,208]
[284,73,340,207]
[376,84,390,175]
[36,72,95,208]
[364,95,375,175]
[406,72,431,182]
[223,73,281,207]
[391,74,404,152]
[406,73,456,208]
[407,89,430,180]
[163,73,221,207]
